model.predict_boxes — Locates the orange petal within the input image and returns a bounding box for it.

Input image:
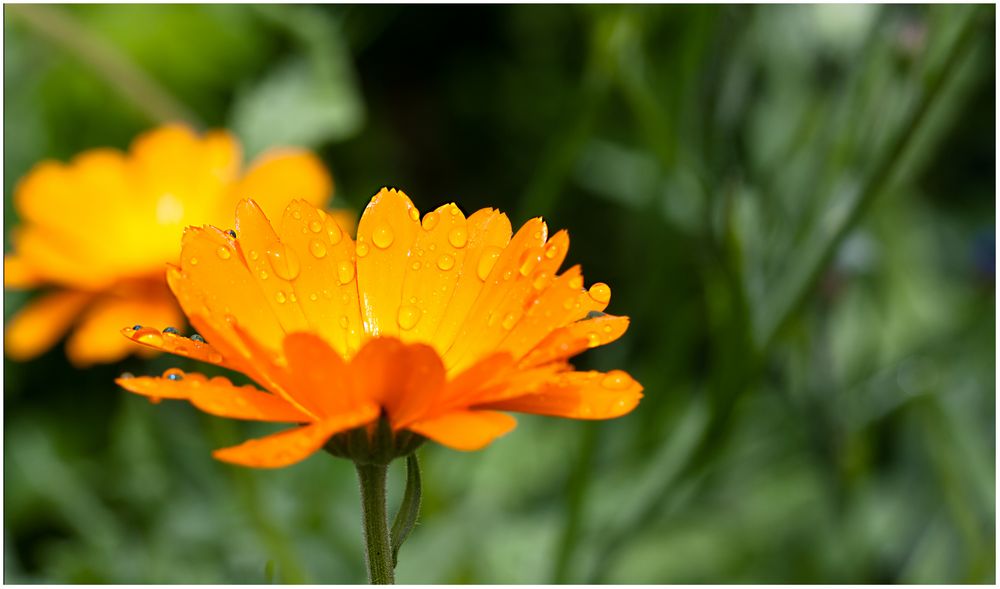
[408,410,517,451]
[66,293,182,367]
[519,314,630,368]
[212,406,379,468]
[231,149,332,221]
[398,203,468,346]
[5,290,93,361]
[233,200,311,335]
[476,370,643,420]
[282,332,360,416]
[171,224,288,351]
[355,188,421,337]
[116,373,312,423]
[13,226,115,289]
[443,217,549,371]
[4,254,42,289]
[348,338,446,426]
[276,200,364,356]
[433,208,512,353]
[121,326,230,368]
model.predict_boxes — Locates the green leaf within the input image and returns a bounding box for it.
[389,454,422,568]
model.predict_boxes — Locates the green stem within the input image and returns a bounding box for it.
[356,463,394,584]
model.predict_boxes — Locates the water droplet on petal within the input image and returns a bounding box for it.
[191,334,206,342]
[437,254,455,271]
[258,270,269,280]
[397,305,421,330]
[267,243,301,280]
[162,326,180,335]
[292,209,302,220]
[326,220,343,245]
[569,275,584,290]
[209,352,223,363]
[545,243,560,259]
[501,312,518,330]
[163,368,185,381]
[356,242,369,257]
[227,229,237,239]
[275,292,287,304]
[533,272,550,290]
[372,224,394,249]
[339,316,349,328]
[133,327,163,346]
[601,370,631,390]
[602,325,613,334]
[119,372,135,379]
[477,247,502,280]
[411,261,422,271]
[189,257,199,266]
[288,293,297,303]
[337,261,355,284]
[309,292,318,301]
[519,251,542,276]
[408,208,420,222]
[216,246,232,260]
[422,212,439,230]
[309,239,327,259]
[448,227,468,248]
[587,332,601,346]
[249,250,259,261]
[588,282,611,304]
[309,220,323,233]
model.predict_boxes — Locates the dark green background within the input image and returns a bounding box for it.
[4,4,995,583]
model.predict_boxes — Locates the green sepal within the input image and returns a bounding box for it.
[389,453,422,567]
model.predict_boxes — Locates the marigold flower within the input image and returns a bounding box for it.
[4,124,333,366]
[116,188,642,468]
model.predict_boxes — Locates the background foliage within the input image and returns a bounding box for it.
[3,4,995,583]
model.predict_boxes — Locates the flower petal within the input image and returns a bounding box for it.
[66,293,183,367]
[398,203,468,346]
[120,326,230,369]
[519,314,631,368]
[432,208,512,353]
[355,188,421,337]
[282,332,361,416]
[276,200,364,356]
[443,217,549,371]
[116,373,312,422]
[212,406,379,468]
[231,149,332,221]
[408,410,517,451]
[349,337,446,427]
[4,254,42,289]
[476,370,643,420]
[5,290,93,361]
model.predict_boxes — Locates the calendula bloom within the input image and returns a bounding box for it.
[4,124,333,366]
[117,189,642,467]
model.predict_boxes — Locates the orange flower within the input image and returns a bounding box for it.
[117,189,642,467]
[4,124,333,366]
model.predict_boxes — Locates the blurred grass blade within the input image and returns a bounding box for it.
[390,454,422,567]
[6,4,197,125]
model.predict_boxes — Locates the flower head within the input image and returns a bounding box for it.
[117,189,642,467]
[4,124,332,365]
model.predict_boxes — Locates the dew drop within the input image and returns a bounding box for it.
[411,261,422,271]
[408,208,420,222]
[191,334,206,342]
[326,220,343,245]
[587,332,601,346]
[249,250,259,261]
[275,291,287,304]
[267,243,301,280]
[448,227,468,248]
[339,316,349,328]
[397,305,421,330]
[119,372,135,380]
[545,243,560,259]
[309,292,318,301]
[337,261,355,284]
[163,368,185,381]
[289,293,298,303]
[588,282,611,304]
[477,247,502,280]
[519,251,542,277]
[189,257,199,266]
[162,326,180,335]
[227,229,237,239]
[309,239,328,259]
[356,242,370,258]
[533,272,550,290]
[562,297,576,310]
[501,312,518,330]
[209,376,231,386]
[437,254,455,271]
[133,327,163,346]
[569,275,584,290]
[602,325,614,334]
[372,224,394,249]
[422,212,439,230]
[292,209,302,220]
[216,246,232,260]
[601,370,631,390]
[258,270,269,280]
[209,352,224,363]
[309,220,323,233]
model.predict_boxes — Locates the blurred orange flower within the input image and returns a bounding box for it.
[4,124,333,366]
[117,189,642,467]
